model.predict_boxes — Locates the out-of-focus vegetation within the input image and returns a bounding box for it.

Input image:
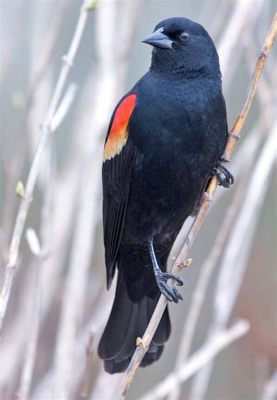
[0,1,276,399]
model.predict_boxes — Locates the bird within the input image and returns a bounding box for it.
[98,17,233,374]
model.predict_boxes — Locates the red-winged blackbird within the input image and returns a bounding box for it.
[98,17,233,373]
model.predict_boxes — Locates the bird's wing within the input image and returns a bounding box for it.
[102,93,137,288]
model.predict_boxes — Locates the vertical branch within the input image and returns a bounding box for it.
[139,321,250,400]
[119,13,277,399]
[168,151,256,400]
[169,29,276,400]
[190,120,277,399]
[17,231,42,400]
[218,0,266,78]
[262,369,277,400]
[0,0,96,333]
[80,334,95,399]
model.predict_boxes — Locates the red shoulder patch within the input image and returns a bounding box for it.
[104,94,136,161]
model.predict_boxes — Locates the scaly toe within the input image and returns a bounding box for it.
[173,287,183,301]
[163,272,184,286]
[159,281,174,302]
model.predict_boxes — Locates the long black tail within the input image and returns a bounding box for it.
[98,272,171,373]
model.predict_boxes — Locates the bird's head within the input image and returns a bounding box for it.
[142,17,220,77]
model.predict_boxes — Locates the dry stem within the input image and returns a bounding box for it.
[189,119,277,399]
[139,320,250,400]
[168,150,256,400]
[0,1,95,333]
[120,13,277,399]
[262,368,277,400]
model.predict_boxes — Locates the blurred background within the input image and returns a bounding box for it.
[0,0,276,399]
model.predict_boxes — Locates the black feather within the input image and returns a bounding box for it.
[99,17,230,373]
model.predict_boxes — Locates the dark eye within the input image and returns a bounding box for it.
[179,32,190,42]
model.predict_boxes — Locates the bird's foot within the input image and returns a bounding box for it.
[213,158,234,188]
[155,271,183,303]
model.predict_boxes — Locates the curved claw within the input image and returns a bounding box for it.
[156,272,184,303]
[163,272,184,286]
[148,241,183,304]
[214,163,234,188]
[159,281,175,302]
[173,287,183,301]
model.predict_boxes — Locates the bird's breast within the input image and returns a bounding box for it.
[122,74,226,240]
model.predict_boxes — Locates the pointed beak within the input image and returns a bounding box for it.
[142,28,173,49]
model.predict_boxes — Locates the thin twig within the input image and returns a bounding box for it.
[262,369,277,400]
[139,320,250,400]
[31,288,114,399]
[168,145,258,400]
[28,0,70,106]
[52,1,142,397]
[51,83,78,132]
[215,128,277,329]
[169,46,275,400]
[120,13,277,399]
[17,231,42,400]
[0,0,95,334]
[189,120,277,399]
[218,0,266,77]
[52,2,119,398]
[53,168,101,399]
[80,334,95,399]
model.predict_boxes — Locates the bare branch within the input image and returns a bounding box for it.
[168,145,258,400]
[119,13,277,398]
[139,320,250,400]
[0,0,96,333]
[28,0,70,103]
[80,334,95,399]
[16,260,41,400]
[218,0,266,77]
[262,369,277,400]
[216,130,277,328]
[190,119,277,399]
[169,66,276,400]
[50,83,78,132]
[52,1,142,397]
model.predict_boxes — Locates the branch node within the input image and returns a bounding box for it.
[16,181,25,198]
[119,14,277,397]
[84,0,101,11]
[229,132,240,141]
[202,191,212,204]
[62,55,73,67]
[260,49,268,59]
[221,155,231,163]
[179,258,193,269]
[136,337,146,349]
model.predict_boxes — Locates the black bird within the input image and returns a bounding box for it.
[98,17,233,373]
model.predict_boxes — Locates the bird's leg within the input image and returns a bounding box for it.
[148,241,183,303]
[213,155,234,188]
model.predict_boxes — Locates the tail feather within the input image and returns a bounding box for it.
[141,344,164,367]
[98,274,133,359]
[98,272,170,374]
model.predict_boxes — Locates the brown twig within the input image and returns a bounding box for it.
[120,13,277,399]
[168,145,257,400]
[169,37,276,400]
[189,119,277,399]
